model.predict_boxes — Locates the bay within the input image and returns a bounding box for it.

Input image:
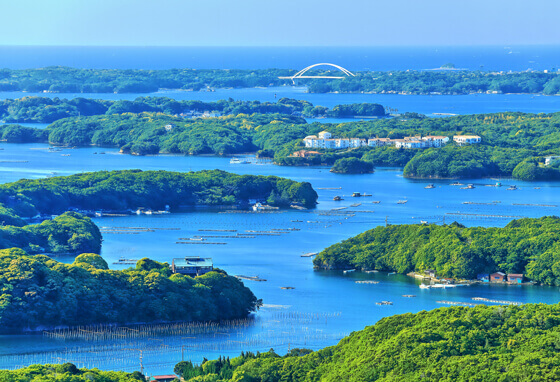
[0,142,559,375]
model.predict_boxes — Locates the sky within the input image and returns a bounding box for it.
[1,0,559,46]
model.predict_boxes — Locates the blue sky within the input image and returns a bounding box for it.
[1,0,559,46]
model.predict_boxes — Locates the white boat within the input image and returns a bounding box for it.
[419,284,431,289]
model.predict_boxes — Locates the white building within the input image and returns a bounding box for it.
[453,135,482,145]
[545,156,560,166]
[422,135,449,147]
[318,131,332,139]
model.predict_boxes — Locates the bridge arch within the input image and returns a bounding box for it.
[279,63,355,84]
[293,63,355,78]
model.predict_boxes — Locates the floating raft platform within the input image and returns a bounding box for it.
[437,300,478,307]
[235,275,267,282]
[472,297,522,305]
[375,301,393,305]
[199,229,237,232]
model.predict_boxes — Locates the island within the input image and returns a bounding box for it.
[0,96,386,124]
[0,67,559,95]
[0,249,258,333]
[313,217,560,286]
[0,169,318,215]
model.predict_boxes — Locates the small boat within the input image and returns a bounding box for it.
[460,184,475,189]
[450,181,463,186]
[507,185,517,190]
[402,295,416,298]
[419,284,431,289]
[424,184,435,189]
[397,200,408,204]
[333,196,343,201]
[372,201,381,204]
[495,182,502,187]
[280,286,295,290]
[343,269,356,274]
[388,272,396,275]
[291,220,303,222]
[351,192,361,197]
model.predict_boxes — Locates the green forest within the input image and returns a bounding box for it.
[0,363,145,382]
[0,212,101,255]
[0,249,257,332]
[0,96,385,123]
[171,303,560,381]
[313,216,560,285]
[0,169,318,214]
[1,67,559,95]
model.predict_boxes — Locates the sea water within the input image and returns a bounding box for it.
[0,143,559,375]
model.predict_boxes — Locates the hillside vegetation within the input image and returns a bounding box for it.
[313,217,560,285]
[174,303,560,381]
[0,169,318,215]
[0,249,257,333]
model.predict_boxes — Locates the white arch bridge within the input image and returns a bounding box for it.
[279,63,355,84]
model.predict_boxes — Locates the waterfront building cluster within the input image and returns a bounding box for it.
[303,131,480,150]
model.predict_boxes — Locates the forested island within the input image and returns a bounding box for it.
[168,303,560,381]
[313,216,560,285]
[0,96,385,123]
[0,66,559,95]
[0,170,316,254]
[3,110,560,180]
[0,249,257,333]
[0,169,318,214]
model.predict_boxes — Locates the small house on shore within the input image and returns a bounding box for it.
[424,269,436,278]
[507,274,524,283]
[490,272,506,282]
[171,257,213,276]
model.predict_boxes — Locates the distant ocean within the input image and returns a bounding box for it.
[1,46,559,72]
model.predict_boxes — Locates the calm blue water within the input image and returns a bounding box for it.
[0,143,559,374]
[1,46,560,71]
[1,88,559,119]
